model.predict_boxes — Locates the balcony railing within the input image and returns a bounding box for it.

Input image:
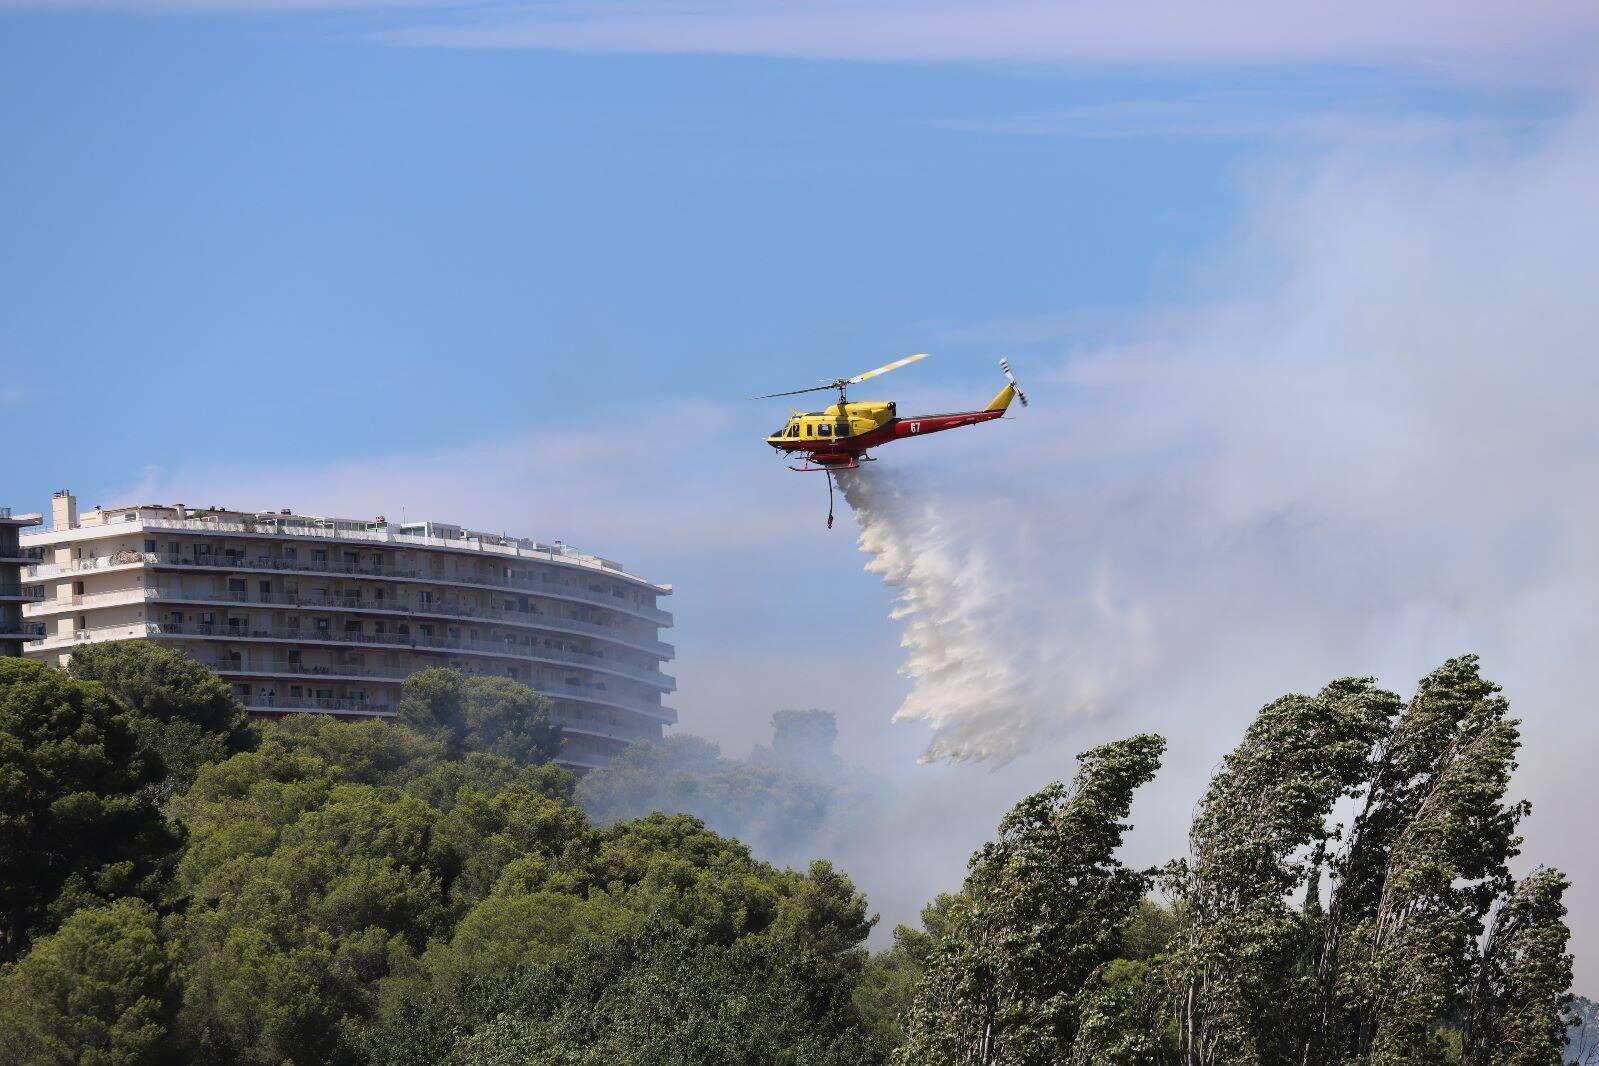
[245,695,396,716]
[35,552,672,626]
[143,620,672,689]
[24,585,673,658]
[29,624,673,722]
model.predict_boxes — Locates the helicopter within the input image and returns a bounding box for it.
[757,353,1028,527]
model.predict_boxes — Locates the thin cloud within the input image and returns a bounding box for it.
[931,99,1550,145]
[5,0,1599,80]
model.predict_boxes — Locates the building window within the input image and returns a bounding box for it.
[144,539,157,552]
[312,549,327,563]
[284,547,297,560]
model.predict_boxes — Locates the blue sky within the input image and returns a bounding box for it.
[5,0,1599,981]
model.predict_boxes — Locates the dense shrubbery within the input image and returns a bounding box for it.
[0,648,883,1064]
[0,646,1582,1064]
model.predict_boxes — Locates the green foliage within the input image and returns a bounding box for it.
[0,652,1580,1066]
[1069,959,1170,1065]
[263,713,445,785]
[403,750,576,810]
[1464,868,1575,1065]
[0,898,177,1066]
[397,668,562,764]
[857,893,964,1051]
[1314,656,1529,1064]
[68,641,256,797]
[897,733,1167,1065]
[0,659,176,961]
[168,735,450,1063]
[452,928,883,1065]
[1171,676,1398,1065]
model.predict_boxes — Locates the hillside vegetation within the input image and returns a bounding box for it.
[0,645,1581,1064]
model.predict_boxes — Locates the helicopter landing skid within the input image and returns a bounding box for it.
[786,455,872,473]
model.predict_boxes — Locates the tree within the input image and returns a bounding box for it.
[1171,677,1396,1066]
[857,894,963,1052]
[1463,868,1575,1066]
[0,659,175,961]
[397,669,562,764]
[264,714,445,786]
[897,733,1166,1065]
[68,641,255,796]
[455,928,884,1066]
[0,898,177,1066]
[1312,656,1527,1063]
[365,810,879,1065]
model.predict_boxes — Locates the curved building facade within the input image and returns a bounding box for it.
[20,492,674,771]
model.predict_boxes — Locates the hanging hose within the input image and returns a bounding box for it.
[826,470,836,529]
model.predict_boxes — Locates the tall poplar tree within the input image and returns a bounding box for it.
[1171,677,1397,1066]
[1463,868,1575,1066]
[1311,656,1527,1063]
[897,733,1166,1065]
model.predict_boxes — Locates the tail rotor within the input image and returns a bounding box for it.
[1000,358,1030,407]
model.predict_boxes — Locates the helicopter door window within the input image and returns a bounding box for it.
[835,423,849,436]
[818,424,831,437]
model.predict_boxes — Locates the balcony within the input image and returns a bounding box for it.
[29,624,675,723]
[24,585,673,660]
[35,552,673,626]
[245,696,396,718]
[142,620,674,690]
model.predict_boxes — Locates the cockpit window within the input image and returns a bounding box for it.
[786,424,801,438]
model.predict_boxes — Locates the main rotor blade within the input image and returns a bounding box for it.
[847,352,928,385]
[753,384,838,400]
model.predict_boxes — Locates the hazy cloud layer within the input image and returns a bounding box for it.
[5,0,1598,79]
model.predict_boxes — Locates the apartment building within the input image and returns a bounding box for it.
[20,492,675,771]
[1,507,44,656]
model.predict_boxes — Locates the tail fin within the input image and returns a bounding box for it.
[985,384,1017,412]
